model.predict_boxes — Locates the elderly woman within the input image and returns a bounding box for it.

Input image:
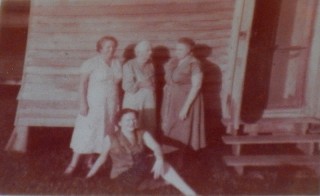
[64,36,122,175]
[161,38,206,157]
[122,41,156,135]
[86,109,197,195]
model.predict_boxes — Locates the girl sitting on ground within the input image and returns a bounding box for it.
[86,108,197,195]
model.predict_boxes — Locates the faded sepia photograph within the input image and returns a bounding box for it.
[0,0,320,195]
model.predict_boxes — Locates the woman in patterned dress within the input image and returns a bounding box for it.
[161,38,206,158]
[64,36,122,174]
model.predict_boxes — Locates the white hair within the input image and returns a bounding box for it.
[134,40,151,55]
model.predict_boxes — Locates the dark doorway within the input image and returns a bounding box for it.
[240,0,282,122]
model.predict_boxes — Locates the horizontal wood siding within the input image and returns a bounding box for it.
[16,0,235,127]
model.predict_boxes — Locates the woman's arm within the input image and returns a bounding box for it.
[163,59,174,85]
[122,63,139,93]
[179,70,203,120]
[143,132,164,179]
[86,136,111,178]
[113,59,122,84]
[79,73,90,116]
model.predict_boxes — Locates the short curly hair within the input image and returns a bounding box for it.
[115,108,139,124]
[96,36,118,52]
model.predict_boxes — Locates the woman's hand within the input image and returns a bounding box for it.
[80,104,89,116]
[179,105,189,120]
[151,158,164,179]
[143,132,165,178]
[179,67,203,121]
[138,80,154,89]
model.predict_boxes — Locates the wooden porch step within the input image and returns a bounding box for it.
[223,155,320,167]
[222,134,320,145]
[222,117,320,125]
[223,155,320,175]
[223,155,320,176]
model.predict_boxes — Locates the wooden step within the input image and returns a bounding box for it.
[222,117,320,125]
[224,155,320,166]
[222,117,320,135]
[222,134,320,145]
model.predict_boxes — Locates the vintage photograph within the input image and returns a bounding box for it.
[0,0,320,195]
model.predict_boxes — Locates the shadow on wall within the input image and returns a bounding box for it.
[152,45,170,140]
[240,0,281,123]
[194,44,225,145]
[240,48,273,123]
[122,43,136,64]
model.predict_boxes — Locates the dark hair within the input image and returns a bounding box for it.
[115,108,139,124]
[177,37,195,51]
[96,36,118,52]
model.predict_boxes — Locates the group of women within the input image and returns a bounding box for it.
[63,35,206,195]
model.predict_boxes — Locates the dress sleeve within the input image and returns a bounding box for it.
[164,59,175,84]
[122,61,139,93]
[80,59,93,74]
[191,60,202,75]
[112,59,123,81]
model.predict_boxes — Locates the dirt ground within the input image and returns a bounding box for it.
[0,85,319,195]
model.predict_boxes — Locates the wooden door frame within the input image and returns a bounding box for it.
[226,0,320,125]
[225,0,255,132]
[305,1,320,118]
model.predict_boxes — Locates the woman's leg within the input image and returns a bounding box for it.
[64,152,80,175]
[85,154,95,169]
[161,162,196,195]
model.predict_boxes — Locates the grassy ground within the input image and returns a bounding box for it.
[0,85,319,195]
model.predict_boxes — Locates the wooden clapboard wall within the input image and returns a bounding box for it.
[15,0,235,128]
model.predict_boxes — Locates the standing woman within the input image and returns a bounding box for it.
[64,36,122,174]
[161,38,206,156]
[122,41,157,135]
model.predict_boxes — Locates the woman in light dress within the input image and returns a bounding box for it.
[64,36,122,174]
[122,41,157,135]
[86,108,197,195]
[161,38,206,162]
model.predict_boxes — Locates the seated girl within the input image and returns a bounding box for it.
[86,108,197,195]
